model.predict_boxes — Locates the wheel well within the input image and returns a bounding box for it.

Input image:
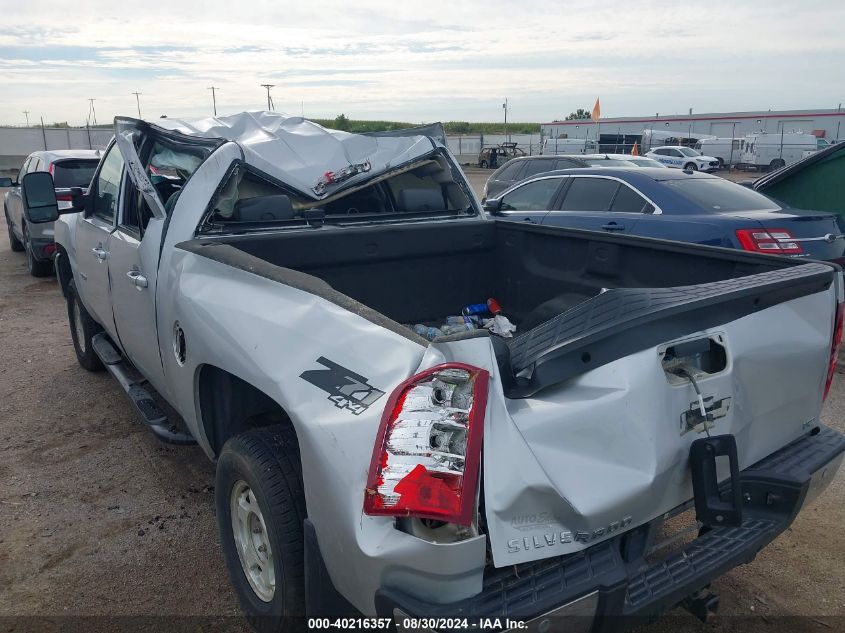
[197,365,298,457]
[55,245,73,298]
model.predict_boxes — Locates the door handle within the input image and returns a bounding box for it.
[602,222,625,231]
[92,246,108,261]
[126,270,148,289]
[523,217,536,224]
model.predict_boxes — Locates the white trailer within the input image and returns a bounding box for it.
[740,132,819,171]
[541,137,598,154]
[693,138,746,167]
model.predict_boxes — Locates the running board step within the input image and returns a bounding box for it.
[92,333,196,445]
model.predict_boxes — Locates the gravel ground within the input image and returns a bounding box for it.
[1,186,843,631]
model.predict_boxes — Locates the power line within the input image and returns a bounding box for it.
[132,91,142,118]
[260,84,275,111]
[208,86,219,116]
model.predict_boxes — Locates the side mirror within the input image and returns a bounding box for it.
[0,177,13,188]
[483,198,503,214]
[21,172,60,224]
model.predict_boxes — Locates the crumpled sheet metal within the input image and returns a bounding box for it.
[143,111,438,199]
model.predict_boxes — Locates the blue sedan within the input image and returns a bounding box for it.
[482,167,845,262]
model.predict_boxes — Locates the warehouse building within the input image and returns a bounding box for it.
[540,108,845,152]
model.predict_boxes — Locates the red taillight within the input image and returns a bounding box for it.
[823,302,844,401]
[48,163,55,175]
[55,193,73,201]
[735,229,803,255]
[364,363,489,525]
[44,243,56,255]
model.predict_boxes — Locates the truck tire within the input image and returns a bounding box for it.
[770,158,786,171]
[216,425,306,632]
[479,160,488,168]
[23,225,53,277]
[5,208,24,252]
[67,279,104,371]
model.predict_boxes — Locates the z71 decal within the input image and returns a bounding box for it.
[300,357,385,415]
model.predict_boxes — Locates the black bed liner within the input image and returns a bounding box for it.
[504,262,835,398]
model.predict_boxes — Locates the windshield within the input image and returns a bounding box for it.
[665,178,781,212]
[629,158,666,168]
[584,158,636,167]
[677,147,701,157]
[52,159,99,188]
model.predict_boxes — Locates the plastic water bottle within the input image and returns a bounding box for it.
[413,324,443,341]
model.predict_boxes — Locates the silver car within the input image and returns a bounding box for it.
[4,149,100,276]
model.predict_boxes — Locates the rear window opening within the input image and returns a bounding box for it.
[203,154,472,230]
[52,159,99,188]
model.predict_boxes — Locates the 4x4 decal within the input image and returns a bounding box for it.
[300,357,385,415]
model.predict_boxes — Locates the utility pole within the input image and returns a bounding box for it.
[40,116,47,150]
[208,86,219,116]
[87,98,98,126]
[836,103,842,142]
[22,111,30,127]
[261,84,275,111]
[728,121,737,172]
[502,98,509,142]
[132,92,142,118]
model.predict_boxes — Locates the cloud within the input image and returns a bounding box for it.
[0,0,843,125]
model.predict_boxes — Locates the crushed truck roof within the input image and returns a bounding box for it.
[117,111,446,199]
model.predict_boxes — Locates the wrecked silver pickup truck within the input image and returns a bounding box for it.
[18,112,845,631]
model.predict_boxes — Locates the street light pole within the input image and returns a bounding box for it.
[502,99,508,143]
[728,121,736,172]
[22,111,30,127]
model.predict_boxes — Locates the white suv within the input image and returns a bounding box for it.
[645,146,720,172]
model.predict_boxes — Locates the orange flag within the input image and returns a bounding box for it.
[591,97,601,122]
[631,141,639,156]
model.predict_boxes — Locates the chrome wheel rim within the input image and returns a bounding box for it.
[230,480,275,602]
[73,300,86,353]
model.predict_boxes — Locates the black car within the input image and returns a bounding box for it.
[482,155,588,200]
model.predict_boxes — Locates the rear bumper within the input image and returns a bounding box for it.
[373,425,845,631]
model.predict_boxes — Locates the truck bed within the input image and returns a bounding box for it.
[191,219,800,325]
[182,220,829,397]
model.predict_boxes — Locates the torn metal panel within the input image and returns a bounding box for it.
[122,111,442,200]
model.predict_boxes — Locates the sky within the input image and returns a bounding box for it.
[1,0,843,127]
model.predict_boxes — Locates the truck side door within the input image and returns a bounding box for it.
[74,143,123,337]
[108,124,209,390]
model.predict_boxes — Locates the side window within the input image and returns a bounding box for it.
[559,178,619,212]
[17,158,32,182]
[93,145,125,222]
[522,159,556,178]
[670,149,683,157]
[500,178,561,212]
[610,184,649,213]
[30,158,43,173]
[496,161,523,182]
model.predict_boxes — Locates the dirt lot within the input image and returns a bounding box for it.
[1,185,844,631]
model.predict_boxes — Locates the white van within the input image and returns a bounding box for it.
[740,132,819,170]
[542,137,599,155]
[694,138,745,168]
